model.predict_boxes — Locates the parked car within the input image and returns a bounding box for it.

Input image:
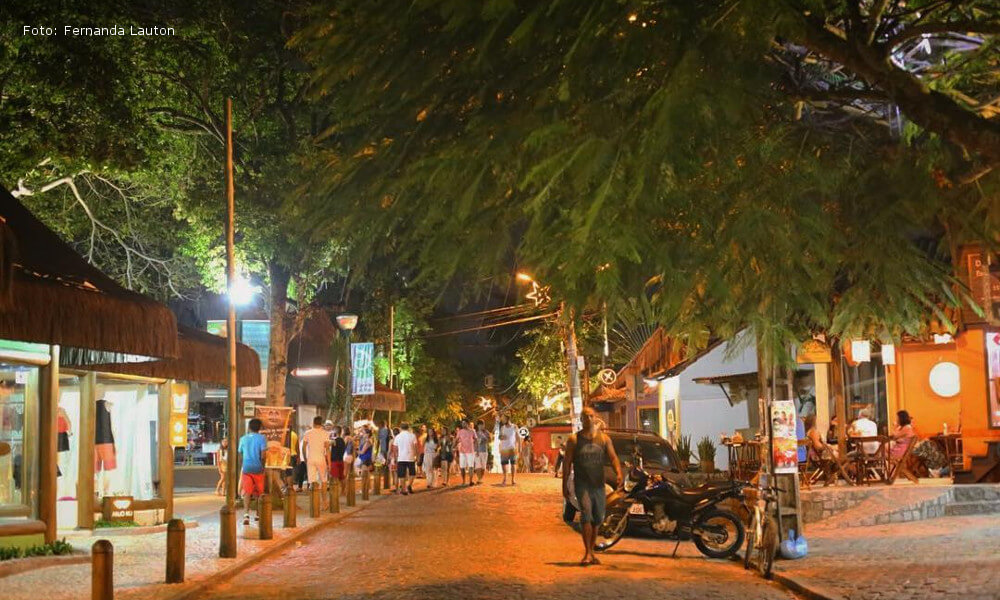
[562,428,690,523]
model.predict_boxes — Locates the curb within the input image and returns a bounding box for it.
[772,572,843,600]
[0,553,91,579]
[160,493,389,600]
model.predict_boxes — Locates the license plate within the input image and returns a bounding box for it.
[628,503,645,515]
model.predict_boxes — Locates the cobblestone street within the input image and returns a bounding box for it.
[199,474,795,600]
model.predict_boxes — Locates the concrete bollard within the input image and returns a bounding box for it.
[165,519,185,584]
[283,487,297,528]
[330,479,340,513]
[219,505,237,558]
[362,470,370,501]
[346,473,356,507]
[92,539,113,600]
[309,483,320,518]
[258,494,273,540]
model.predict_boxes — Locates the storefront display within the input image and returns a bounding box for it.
[95,379,160,501]
[57,376,81,502]
[0,362,38,515]
[987,330,1000,429]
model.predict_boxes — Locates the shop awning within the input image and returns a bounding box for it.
[354,383,406,412]
[0,189,179,360]
[77,325,261,386]
[589,384,627,403]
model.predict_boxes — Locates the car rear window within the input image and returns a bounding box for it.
[609,437,681,472]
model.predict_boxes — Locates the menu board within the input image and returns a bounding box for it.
[771,400,799,474]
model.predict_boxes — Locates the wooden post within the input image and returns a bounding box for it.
[158,382,174,522]
[220,96,238,559]
[361,470,370,501]
[78,372,97,529]
[165,519,185,583]
[258,495,273,540]
[39,345,59,543]
[346,473,356,507]
[373,467,382,496]
[830,340,848,459]
[329,479,340,513]
[309,483,320,518]
[92,539,114,600]
[283,487,297,528]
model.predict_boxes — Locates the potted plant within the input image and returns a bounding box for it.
[697,436,717,473]
[676,434,693,471]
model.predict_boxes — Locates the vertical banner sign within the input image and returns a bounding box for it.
[771,399,798,474]
[657,376,681,446]
[253,405,294,469]
[168,382,190,447]
[351,342,375,396]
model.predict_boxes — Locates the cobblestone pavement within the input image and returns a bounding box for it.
[199,474,795,600]
[778,513,1000,600]
[1,490,375,600]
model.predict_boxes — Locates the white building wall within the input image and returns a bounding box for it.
[678,331,758,471]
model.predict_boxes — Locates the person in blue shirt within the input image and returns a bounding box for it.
[238,418,268,524]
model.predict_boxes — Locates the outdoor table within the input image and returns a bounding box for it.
[929,433,963,472]
[723,440,761,482]
[847,436,889,485]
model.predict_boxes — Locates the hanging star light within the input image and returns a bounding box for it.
[525,280,551,307]
[479,396,494,411]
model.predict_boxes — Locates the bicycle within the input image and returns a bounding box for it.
[743,482,779,579]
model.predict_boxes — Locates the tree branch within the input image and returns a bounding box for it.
[885,20,1000,49]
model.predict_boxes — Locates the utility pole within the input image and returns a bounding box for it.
[220,98,238,559]
[563,304,583,432]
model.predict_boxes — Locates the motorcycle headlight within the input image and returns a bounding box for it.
[624,476,636,492]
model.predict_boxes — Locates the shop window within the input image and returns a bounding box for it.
[987,330,1000,429]
[835,349,888,433]
[95,378,160,500]
[639,408,659,436]
[0,362,39,516]
[57,375,82,503]
[175,399,224,466]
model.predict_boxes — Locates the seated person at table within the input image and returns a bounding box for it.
[848,408,879,454]
[890,410,916,461]
[826,416,839,445]
[803,416,834,459]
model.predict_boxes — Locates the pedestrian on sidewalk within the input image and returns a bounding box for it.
[563,407,622,566]
[389,427,400,489]
[343,427,356,478]
[215,438,229,496]
[302,417,331,506]
[439,428,454,486]
[393,422,418,494]
[283,426,300,492]
[474,420,490,485]
[358,425,374,482]
[329,426,347,485]
[456,419,477,486]
[423,428,439,488]
[499,415,519,486]
[238,418,268,525]
[416,425,428,478]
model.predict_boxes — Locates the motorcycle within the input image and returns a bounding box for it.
[595,454,747,559]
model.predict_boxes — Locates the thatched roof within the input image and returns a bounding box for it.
[0,189,179,359]
[76,325,261,386]
[355,383,406,412]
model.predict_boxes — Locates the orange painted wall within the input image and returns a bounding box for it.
[888,328,1000,466]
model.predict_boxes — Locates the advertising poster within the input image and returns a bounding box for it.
[351,342,375,396]
[987,331,1000,428]
[168,382,189,448]
[771,400,799,474]
[253,405,294,469]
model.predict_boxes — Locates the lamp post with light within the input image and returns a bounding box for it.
[336,314,359,427]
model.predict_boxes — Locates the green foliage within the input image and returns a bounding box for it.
[676,434,693,463]
[696,436,717,463]
[94,519,140,529]
[0,538,74,561]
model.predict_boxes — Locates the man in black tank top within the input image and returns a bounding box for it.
[563,407,622,566]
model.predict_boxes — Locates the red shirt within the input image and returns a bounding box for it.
[456,428,476,454]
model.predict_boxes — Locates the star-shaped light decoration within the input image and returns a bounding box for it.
[525,281,551,307]
[478,396,493,411]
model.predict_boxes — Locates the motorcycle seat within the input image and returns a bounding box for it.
[671,481,732,503]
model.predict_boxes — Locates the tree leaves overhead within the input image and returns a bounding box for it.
[296,0,998,361]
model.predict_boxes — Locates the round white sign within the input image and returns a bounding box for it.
[518,427,529,439]
[598,368,617,385]
[928,362,960,398]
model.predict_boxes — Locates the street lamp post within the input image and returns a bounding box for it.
[336,314,359,427]
[220,98,238,559]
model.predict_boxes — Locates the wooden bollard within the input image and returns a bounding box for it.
[259,495,273,540]
[362,470,370,501]
[329,478,340,513]
[346,473,356,507]
[309,482,320,518]
[92,539,113,600]
[165,519,185,583]
[373,467,382,496]
[283,487,297,528]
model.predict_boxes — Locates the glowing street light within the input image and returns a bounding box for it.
[337,313,360,425]
[229,276,259,306]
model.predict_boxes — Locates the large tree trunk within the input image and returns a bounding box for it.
[266,261,291,406]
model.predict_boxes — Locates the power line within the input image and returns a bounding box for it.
[414,311,559,339]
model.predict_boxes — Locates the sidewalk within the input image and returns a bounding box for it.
[774,513,1000,600]
[2,487,387,600]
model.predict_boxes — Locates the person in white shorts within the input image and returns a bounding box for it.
[474,420,490,484]
[301,416,331,496]
[456,419,477,486]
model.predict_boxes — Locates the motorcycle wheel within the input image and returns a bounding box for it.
[594,509,629,552]
[755,515,778,579]
[692,509,745,560]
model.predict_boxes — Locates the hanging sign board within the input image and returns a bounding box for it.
[168,383,189,448]
[254,405,294,469]
[351,342,375,396]
[796,339,832,364]
[771,400,798,474]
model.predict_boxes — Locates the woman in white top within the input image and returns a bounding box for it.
[423,429,439,488]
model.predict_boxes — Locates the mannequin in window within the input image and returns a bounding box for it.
[95,392,117,497]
